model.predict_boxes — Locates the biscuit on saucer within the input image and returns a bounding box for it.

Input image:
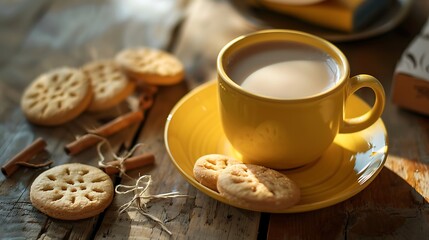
[193,154,240,191]
[217,163,300,212]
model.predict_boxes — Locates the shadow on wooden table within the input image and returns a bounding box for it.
[266,167,429,239]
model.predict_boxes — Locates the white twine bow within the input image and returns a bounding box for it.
[94,134,143,178]
[87,135,192,235]
[115,175,191,235]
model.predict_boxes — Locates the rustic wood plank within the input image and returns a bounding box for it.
[96,0,262,239]
[95,83,193,239]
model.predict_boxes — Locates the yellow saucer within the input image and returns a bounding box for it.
[165,81,388,213]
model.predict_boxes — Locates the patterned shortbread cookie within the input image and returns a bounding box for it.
[82,59,135,112]
[21,67,93,126]
[193,154,240,191]
[115,47,184,85]
[30,163,114,220]
[217,164,300,212]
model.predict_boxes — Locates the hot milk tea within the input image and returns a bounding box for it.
[226,41,339,99]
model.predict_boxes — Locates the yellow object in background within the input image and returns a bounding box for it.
[260,0,390,32]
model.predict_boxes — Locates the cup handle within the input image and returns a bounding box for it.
[339,74,385,133]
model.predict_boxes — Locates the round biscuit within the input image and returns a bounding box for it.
[30,163,114,220]
[193,154,240,191]
[21,67,93,126]
[82,59,135,112]
[115,47,184,85]
[217,164,300,212]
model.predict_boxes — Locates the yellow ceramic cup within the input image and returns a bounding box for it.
[217,29,385,169]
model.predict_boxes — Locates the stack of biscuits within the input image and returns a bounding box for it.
[20,47,185,126]
[193,154,301,212]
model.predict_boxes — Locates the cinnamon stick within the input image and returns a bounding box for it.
[138,83,157,110]
[103,153,155,175]
[139,93,154,110]
[64,134,102,155]
[90,111,144,136]
[1,138,47,177]
[65,111,144,155]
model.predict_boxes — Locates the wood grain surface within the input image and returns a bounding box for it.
[0,0,428,239]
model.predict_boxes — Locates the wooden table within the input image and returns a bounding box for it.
[1,0,428,239]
